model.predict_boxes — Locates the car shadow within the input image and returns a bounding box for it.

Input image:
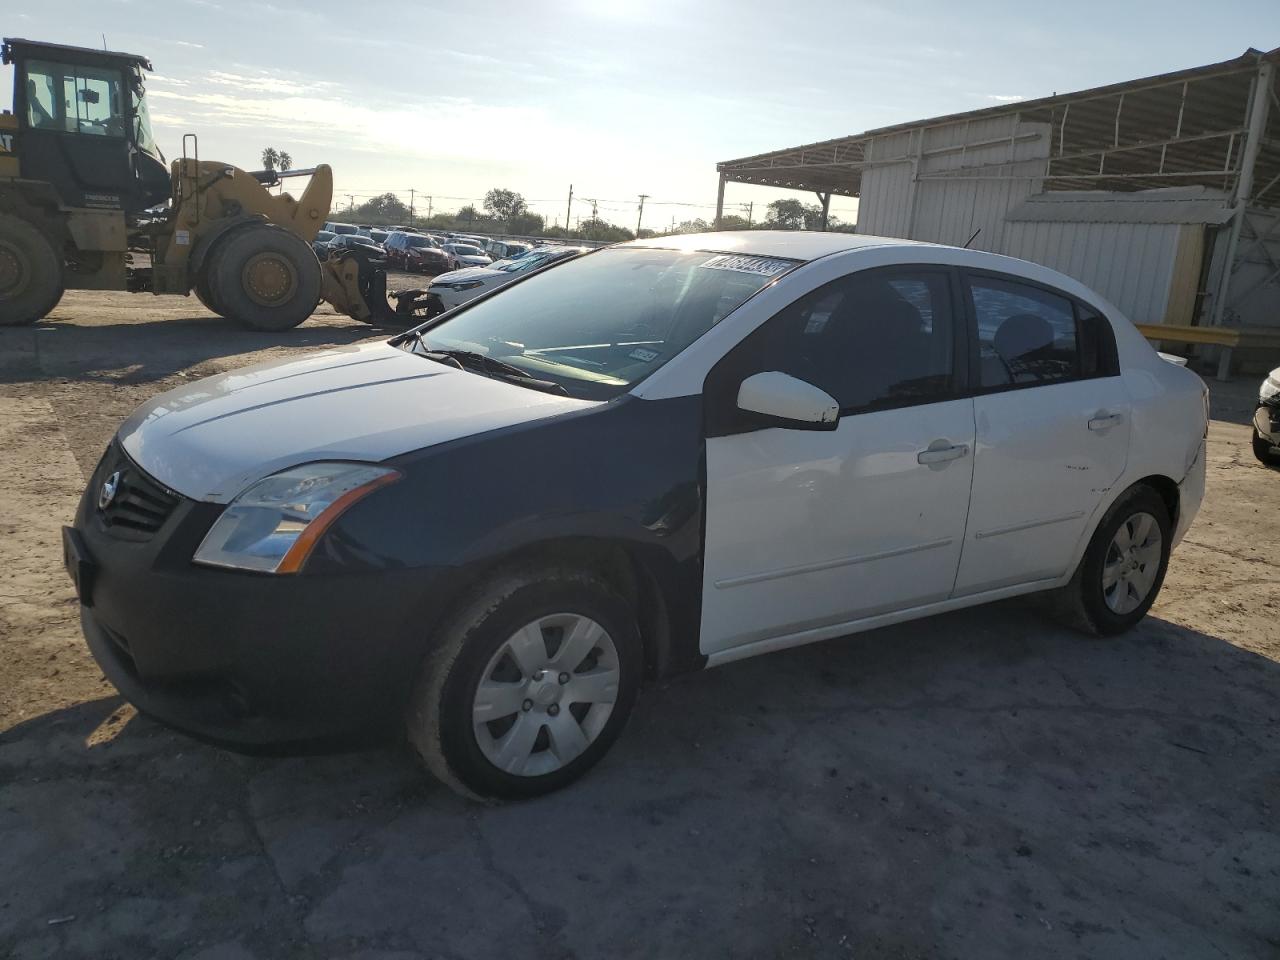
[2,604,1277,959]
[0,313,404,388]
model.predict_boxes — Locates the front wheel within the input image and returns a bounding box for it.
[205,224,321,331]
[0,212,64,326]
[407,568,642,800]
[1057,485,1172,635]
[1253,428,1280,467]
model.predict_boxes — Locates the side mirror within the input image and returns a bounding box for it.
[737,371,840,430]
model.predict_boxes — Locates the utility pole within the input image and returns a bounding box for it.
[426,195,433,221]
[636,194,648,237]
[670,215,675,234]
[565,185,573,236]
[408,188,415,227]
[742,201,753,226]
[347,194,354,212]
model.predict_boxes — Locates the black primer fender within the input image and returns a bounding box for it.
[311,394,708,676]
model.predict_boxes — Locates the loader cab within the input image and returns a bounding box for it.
[2,38,170,214]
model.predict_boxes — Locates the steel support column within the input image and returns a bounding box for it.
[714,173,727,228]
[1211,60,1273,329]
[817,191,831,230]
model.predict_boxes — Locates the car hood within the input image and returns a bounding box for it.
[118,342,596,503]
[431,266,503,285]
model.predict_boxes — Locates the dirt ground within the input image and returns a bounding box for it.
[1,287,1277,960]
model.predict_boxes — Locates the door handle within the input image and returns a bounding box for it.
[1088,413,1124,431]
[917,443,970,465]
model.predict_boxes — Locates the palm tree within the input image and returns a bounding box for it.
[278,151,292,172]
[260,147,279,171]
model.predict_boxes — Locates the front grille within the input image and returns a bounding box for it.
[96,442,180,540]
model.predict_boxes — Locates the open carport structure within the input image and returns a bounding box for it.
[715,48,1280,370]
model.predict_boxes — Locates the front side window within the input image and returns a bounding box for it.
[25,60,124,136]
[968,275,1078,388]
[722,268,958,414]
[417,248,790,400]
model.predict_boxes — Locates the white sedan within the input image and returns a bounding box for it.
[426,246,589,311]
[69,231,1207,799]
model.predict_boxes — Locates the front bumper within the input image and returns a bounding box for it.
[1254,400,1279,443]
[69,446,450,750]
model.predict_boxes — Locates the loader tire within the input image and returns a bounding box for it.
[0,212,64,326]
[206,224,321,331]
[193,269,221,316]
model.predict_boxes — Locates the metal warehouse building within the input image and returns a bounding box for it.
[715,48,1280,372]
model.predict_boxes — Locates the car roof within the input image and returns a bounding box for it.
[622,230,924,261]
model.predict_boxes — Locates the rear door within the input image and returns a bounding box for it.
[953,271,1130,596]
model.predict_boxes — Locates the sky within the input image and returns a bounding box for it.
[3,0,1277,230]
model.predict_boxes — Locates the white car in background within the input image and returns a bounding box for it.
[442,243,493,268]
[427,246,590,311]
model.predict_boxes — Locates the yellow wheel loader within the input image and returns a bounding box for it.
[0,37,401,329]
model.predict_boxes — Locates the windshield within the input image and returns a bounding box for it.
[414,247,794,400]
[451,245,482,256]
[496,251,557,273]
[131,70,162,158]
[408,236,435,248]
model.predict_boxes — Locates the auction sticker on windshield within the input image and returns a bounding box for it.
[698,254,794,277]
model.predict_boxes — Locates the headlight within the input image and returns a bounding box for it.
[194,462,400,573]
[1261,375,1280,402]
[455,280,484,290]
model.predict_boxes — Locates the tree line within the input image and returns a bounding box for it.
[332,189,852,240]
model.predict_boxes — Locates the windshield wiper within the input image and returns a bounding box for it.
[419,348,569,396]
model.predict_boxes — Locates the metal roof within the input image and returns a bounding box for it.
[1,37,153,71]
[717,47,1280,202]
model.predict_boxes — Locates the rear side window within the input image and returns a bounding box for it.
[966,274,1117,389]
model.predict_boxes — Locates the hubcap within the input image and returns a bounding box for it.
[241,252,298,306]
[0,241,29,300]
[471,613,620,777]
[1101,511,1163,615]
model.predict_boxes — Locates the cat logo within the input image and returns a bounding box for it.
[0,133,13,152]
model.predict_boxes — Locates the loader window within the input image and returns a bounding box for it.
[25,60,125,137]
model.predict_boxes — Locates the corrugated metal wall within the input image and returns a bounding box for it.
[854,113,1189,324]
[998,221,1181,323]
[856,116,1049,250]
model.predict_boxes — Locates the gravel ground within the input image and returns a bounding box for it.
[1,287,1277,960]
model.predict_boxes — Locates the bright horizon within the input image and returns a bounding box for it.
[3,0,1276,231]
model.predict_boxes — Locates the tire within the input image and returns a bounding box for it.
[0,212,64,326]
[1253,428,1280,467]
[407,567,643,800]
[204,224,321,331]
[1055,485,1172,636]
[193,268,221,315]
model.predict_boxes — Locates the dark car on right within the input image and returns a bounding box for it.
[1254,365,1280,465]
[385,231,454,275]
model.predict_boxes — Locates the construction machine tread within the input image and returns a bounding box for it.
[0,212,65,326]
[206,223,321,331]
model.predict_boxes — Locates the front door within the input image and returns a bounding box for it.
[952,272,1131,595]
[700,266,976,657]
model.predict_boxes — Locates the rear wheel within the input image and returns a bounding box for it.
[1055,485,1172,635]
[1253,428,1280,466]
[205,224,321,331]
[407,568,642,800]
[0,212,64,326]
